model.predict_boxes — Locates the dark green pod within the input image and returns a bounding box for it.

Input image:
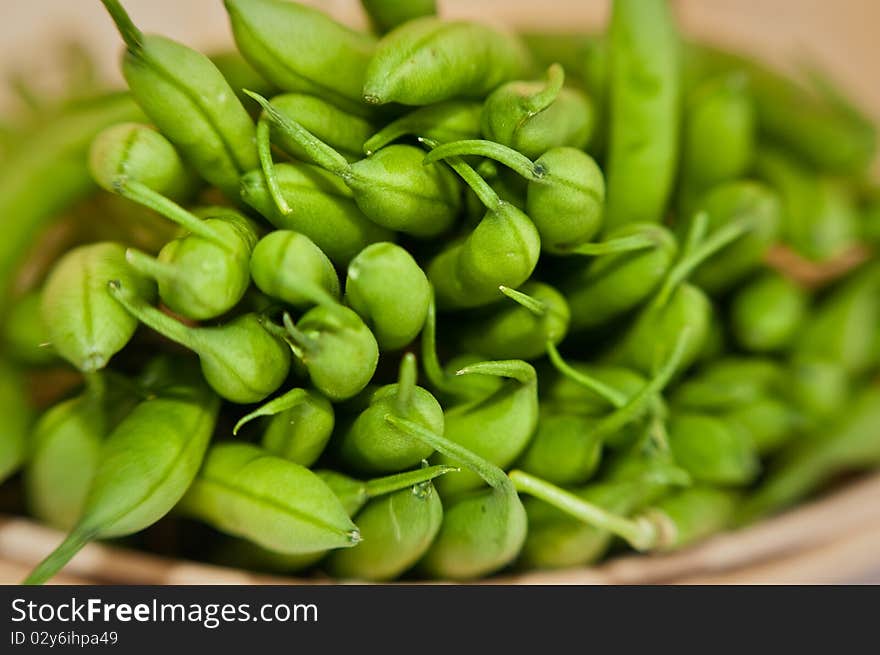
[0,362,32,485]
[730,271,808,352]
[3,290,55,366]
[362,101,482,154]
[361,0,436,34]
[668,413,760,486]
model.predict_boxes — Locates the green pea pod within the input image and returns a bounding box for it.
[178,442,360,556]
[648,486,739,550]
[23,360,219,585]
[670,356,784,411]
[225,0,376,116]
[424,139,605,254]
[0,362,32,484]
[363,17,531,106]
[783,356,850,426]
[233,388,334,468]
[730,271,808,353]
[363,101,482,155]
[481,63,594,160]
[250,230,341,310]
[668,413,760,486]
[2,290,55,366]
[540,361,646,419]
[604,0,680,229]
[336,354,443,474]
[109,281,291,404]
[240,163,393,266]
[101,0,258,196]
[422,147,540,310]
[722,397,800,456]
[361,0,436,34]
[345,243,431,351]
[25,373,139,530]
[559,223,678,332]
[41,243,155,373]
[209,50,277,104]
[386,415,527,580]
[793,263,880,376]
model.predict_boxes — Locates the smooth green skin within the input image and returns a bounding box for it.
[179,443,359,556]
[678,73,755,216]
[268,93,375,163]
[41,243,155,373]
[259,390,335,467]
[327,482,443,581]
[604,0,680,229]
[290,305,379,401]
[561,223,677,332]
[0,362,31,484]
[131,209,259,321]
[24,362,219,585]
[606,283,711,377]
[363,17,532,106]
[755,147,858,262]
[517,412,602,487]
[670,356,784,411]
[436,354,505,405]
[209,50,277,104]
[3,290,55,366]
[103,1,258,197]
[784,356,849,426]
[458,282,570,360]
[88,122,196,201]
[730,272,808,353]
[240,163,393,266]
[345,243,430,351]
[362,101,482,154]
[0,92,145,312]
[250,230,341,309]
[862,196,880,245]
[794,264,880,376]
[652,486,738,550]
[740,386,880,523]
[540,363,646,417]
[225,0,376,116]
[668,413,760,486]
[722,397,800,456]
[434,361,538,497]
[481,73,594,160]
[361,0,436,34]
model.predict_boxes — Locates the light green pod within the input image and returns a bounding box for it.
[0,362,32,484]
[41,242,156,373]
[668,413,760,486]
[730,272,808,352]
[362,101,482,154]
[784,356,849,426]
[363,17,532,106]
[722,397,800,456]
[3,290,55,366]
[361,0,436,34]
[670,356,784,411]
[209,49,277,103]
[651,486,739,550]
[516,412,603,487]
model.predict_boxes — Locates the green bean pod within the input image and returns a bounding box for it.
[648,486,739,550]
[363,17,531,106]
[0,362,32,484]
[361,0,436,34]
[101,0,258,196]
[730,271,808,353]
[363,101,482,154]
[668,413,760,486]
[24,360,219,584]
[604,0,680,229]
[670,356,784,411]
[784,356,850,426]
[540,361,646,419]
[2,290,56,366]
[722,397,800,456]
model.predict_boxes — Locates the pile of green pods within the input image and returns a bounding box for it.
[1,0,878,585]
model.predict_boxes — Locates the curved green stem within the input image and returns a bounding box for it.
[256,116,291,216]
[420,289,455,395]
[23,528,92,585]
[394,353,418,416]
[100,0,143,52]
[419,137,504,212]
[546,341,628,408]
[423,139,541,181]
[282,313,320,354]
[125,248,179,287]
[567,234,659,256]
[524,63,565,115]
[363,464,460,499]
[499,285,546,316]
[682,211,709,261]
[455,359,536,386]
[108,279,201,353]
[233,387,309,436]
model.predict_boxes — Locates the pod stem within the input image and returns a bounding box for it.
[256,116,292,216]
[567,233,659,256]
[233,387,309,436]
[113,178,225,247]
[363,120,412,156]
[22,528,92,585]
[499,285,546,316]
[282,313,320,354]
[456,359,536,386]
[108,280,201,353]
[363,464,460,500]
[125,248,178,286]
[100,0,143,52]
[524,63,566,115]
[508,470,658,551]
[419,137,504,211]
[245,90,351,177]
[545,341,628,408]
[394,353,418,416]
[423,139,541,181]
[420,289,455,395]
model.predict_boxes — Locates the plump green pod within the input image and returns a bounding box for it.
[540,363,646,418]
[24,361,219,585]
[109,282,291,404]
[722,397,800,456]
[481,63,594,159]
[363,17,531,106]
[458,282,570,361]
[283,306,379,401]
[363,101,482,154]
[361,0,436,34]
[560,223,677,331]
[650,486,738,550]
[670,356,784,411]
[682,181,781,293]
[433,360,538,497]
[516,412,602,487]
[730,272,808,352]
[127,209,259,321]
[336,354,443,473]
[784,356,849,426]
[240,163,393,266]
[250,231,340,310]
[41,243,156,373]
[0,363,31,484]
[225,0,376,115]
[101,0,257,196]
[345,243,430,351]
[209,50,276,103]
[327,480,443,581]
[668,413,760,486]
[179,442,360,555]
[794,264,880,376]
[604,0,680,229]
[3,290,55,365]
